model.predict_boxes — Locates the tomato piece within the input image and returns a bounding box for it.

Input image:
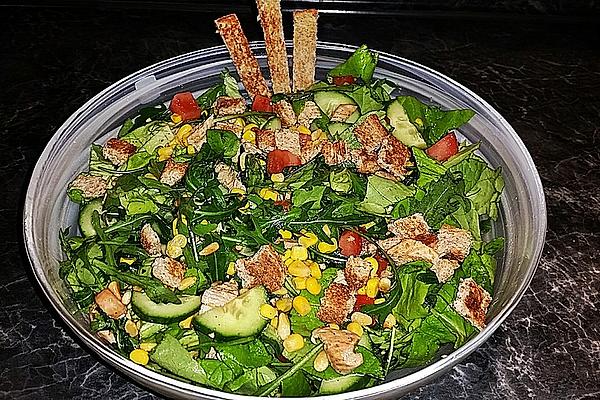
[374,253,389,276]
[339,230,363,257]
[169,92,201,121]
[354,294,375,311]
[332,75,356,86]
[274,199,291,211]
[426,132,459,162]
[252,94,273,113]
[266,149,302,174]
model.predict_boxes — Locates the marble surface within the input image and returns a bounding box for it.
[1,6,599,400]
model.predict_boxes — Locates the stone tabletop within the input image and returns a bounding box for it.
[1,6,598,400]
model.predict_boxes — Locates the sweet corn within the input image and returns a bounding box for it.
[357,286,367,295]
[292,296,311,316]
[271,173,285,183]
[283,333,305,352]
[317,239,337,254]
[119,257,136,265]
[366,278,380,298]
[158,146,173,161]
[279,229,293,240]
[351,312,373,327]
[293,277,307,290]
[178,276,197,290]
[187,145,196,155]
[242,128,257,144]
[309,262,322,279]
[171,234,187,248]
[199,242,219,256]
[172,218,179,236]
[234,117,245,129]
[298,232,318,248]
[121,290,132,306]
[365,257,379,277]
[313,350,330,372]
[166,242,183,258]
[259,188,278,201]
[275,298,293,312]
[226,262,236,275]
[378,277,392,293]
[347,322,363,337]
[383,313,397,329]
[414,117,424,128]
[176,124,193,145]
[322,224,332,237]
[277,313,291,340]
[108,281,121,299]
[328,323,340,330]
[288,260,311,277]
[283,249,292,260]
[243,123,258,133]
[179,315,194,329]
[231,187,246,195]
[139,342,157,352]
[311,128,326,141]
[273,287,288,296]
[130,349,149,365]
[374,298,385,305]
[270,315,279,328]
[289,246,309,261]
[306,277,321,295]
[285,258,294,266]
[124,320,138,337]
[297,125,311,135]
[260,304,278,319]
[170,113,182,123]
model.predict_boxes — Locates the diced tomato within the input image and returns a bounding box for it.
[339,230,363,257]
[354,294,375,311]
[252,94,273,113]
[266,149,302,174]
[169,92,201,121]
[274,199,291,211]
[332,75,356,86]
[426,132,459,162]
[374,253,389,276]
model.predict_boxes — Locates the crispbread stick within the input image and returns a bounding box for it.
[215,14,271,99]
[292,9,318,92]
[256,0,291,93]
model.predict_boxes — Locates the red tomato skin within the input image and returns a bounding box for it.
[252,94,273,113]
[339,230,363,257]
[374,253,389,276]
[266,149,302,174]
[169,92,201,121]
[332,75,356,86]
[426,132,459,162]
[354,294,375,311]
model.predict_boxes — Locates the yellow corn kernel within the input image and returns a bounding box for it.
[171,234,187,248]
[374,298,385,305]
[351,312,373,327]
[357,286,366,295]
[108,281,121,299]
[259,188,278,201]
[179,315,194,329]
[306,277,321,295]
[347,322,364,337]
[139,342,157,352]
[119,257,136,265]
[288,260,311,277]
[364,257,379,277]
[260,304,278,320]
[293,277,307,290]
[378,277,392,293]
[285,257,294,266]
[297,125,311,135]
[317,239,338,254]
[383,313,397,329]
[275,298,293,312]
[328,323,340,330]
[311,128,325,141]
[166,242,183,258]
[234,117,245,129]
[129,349,149,365]
[270,315,279,328]
[414,117,424,128]
[200,219,209,225]
[322,224,332,237]
[283,333,305,353]
[231,187,246,195]
[176,124,193,145]
[172,218,179,236]
[158,146,173,161]
[178,276,197,291]
[124,320,138,337]
[242,128,256,144]
[309,262,322,279]
[273,287,288,296]
[289,246,309,261]
[199,242,219,256]
[170,113,182,123]
[187,145,196,155]
[271,173,285,183]
[298,232,318,248]
[366,278,380,298]
[277,312,291,340]
[361,221,376,230]
[283,249,292,260]
[292,296,311,316]
[313,350,330,372]
[243,123,258,133]
[279,229,293,240]
[226,262,236,276]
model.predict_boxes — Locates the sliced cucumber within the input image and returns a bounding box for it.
[263,117,282,130]
[318,334,372,394]
[387,99,426,148]
[193,286,268,338]
[313,91,356,119]
[79,199,103,237]
[328,122,351,137]
[132,292,201,324]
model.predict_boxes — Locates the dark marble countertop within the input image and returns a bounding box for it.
[1,6,599,400]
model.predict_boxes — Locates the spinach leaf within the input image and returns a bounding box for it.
[292,186,326,210]
[207,129,240,158]
[328,45,378,83]
[217,339,274,375]
[281,371,311,397]
[197,359,236,389]
[226,366,277,395]
[359,175,414,215]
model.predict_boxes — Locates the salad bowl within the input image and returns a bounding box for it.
[23,41,546,399]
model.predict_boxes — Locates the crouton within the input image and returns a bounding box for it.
[140,223,162,256]
[152,257,186,288]
[297,100,321,127]
[320,140,350,165]
[95,288,126,319]
[352,114,390,152]
[274,128,301,156]
[215,162,246,192]
[344,256,372,291]
[273,100,297,127]
[215,14,271,99]
[292,9,318,91]
[160,160,188,186]
[376,136,412,179]
[385,238,438,266]
[199,281,239,313]
[256,128,277,152]
[235,244,286,292]
[388,213,430,239]
[312,327,363,374]
[350,149,380,174]
[435,224,472,261]
[299,132,322,162]
[214,120,244,136]
[256,0,291,93]
[377,236,404,251]
[317,283,355,325]
[453,278,491,330]
[214,96,246,116]
[69,173,108,199]
[430,258,459,283]
[102,138,136,166]
[187,115,214,150]
[331,104,358,122]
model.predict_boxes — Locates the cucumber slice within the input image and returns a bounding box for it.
[313,91,356,119]
[79,199,103,237]
[263,117,282,130]
[193,286,268,338]
[327,122,351,137]
[387,99,426,148]
[132,292,201,324]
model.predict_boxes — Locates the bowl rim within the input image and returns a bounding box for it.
[23,40,547,399]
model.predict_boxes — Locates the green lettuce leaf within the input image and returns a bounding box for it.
[359,175,414,215]
[328,45,378,83]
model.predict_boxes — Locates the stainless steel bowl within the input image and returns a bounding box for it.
[23,42,546,399]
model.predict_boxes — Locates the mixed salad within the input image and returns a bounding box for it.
[60,43,504,396]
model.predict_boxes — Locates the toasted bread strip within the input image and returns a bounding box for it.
[256,0,291,93]
[215,14,271,99]
[292,9,318,91]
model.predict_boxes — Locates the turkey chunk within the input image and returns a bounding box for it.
[152,257,186,288]
[311,327,363,374]
[317,283,355,325]
[453,278,491,330]
[235,244,286,293]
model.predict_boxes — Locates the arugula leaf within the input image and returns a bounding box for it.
[328,45,378,83]
[359,175,414,215]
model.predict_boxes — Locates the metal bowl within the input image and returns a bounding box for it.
[23,42,546,399]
